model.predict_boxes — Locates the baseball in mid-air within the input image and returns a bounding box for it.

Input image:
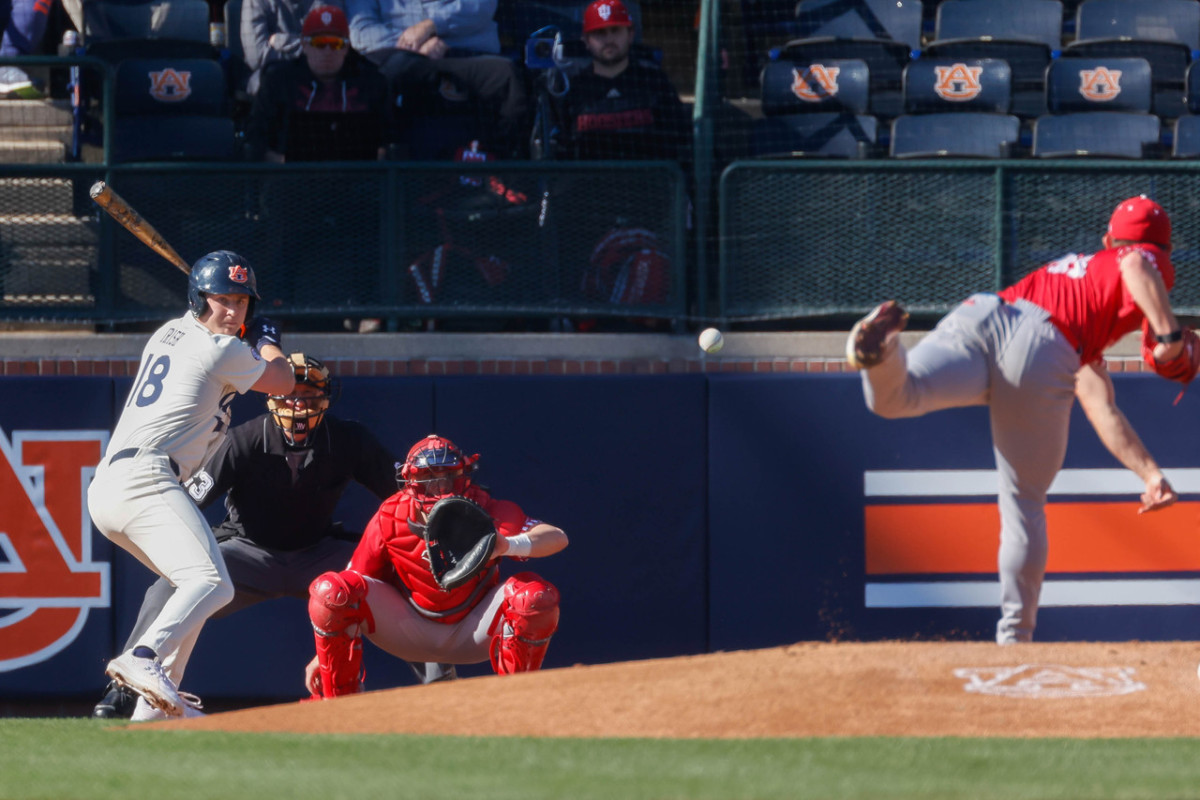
[698,327,724,354]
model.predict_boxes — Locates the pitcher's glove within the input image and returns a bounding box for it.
[1140,323,1200,384]
[423,496,497,590]
[243,316,282,351]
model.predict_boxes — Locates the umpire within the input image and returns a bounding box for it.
[93,353,453,718]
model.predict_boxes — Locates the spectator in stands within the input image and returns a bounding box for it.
[345,0,528,158]
[240,0,315,95]
[247,4,394,161]
[557,0,690,164]
[0,0,51,98]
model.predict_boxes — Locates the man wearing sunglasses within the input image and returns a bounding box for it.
[247,5,394,162]
[344,0,528,158]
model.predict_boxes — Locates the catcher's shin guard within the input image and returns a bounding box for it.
[489,572,560,675]
[309,571,374,697]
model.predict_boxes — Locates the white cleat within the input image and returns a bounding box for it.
[130,695,205,722]
[105,650,186,717]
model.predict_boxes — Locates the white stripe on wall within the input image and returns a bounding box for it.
[864,468,1200,498]
[865,579,1200,608]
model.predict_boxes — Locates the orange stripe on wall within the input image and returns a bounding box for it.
[865,502,1200,574]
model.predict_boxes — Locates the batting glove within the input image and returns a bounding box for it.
[244,316,282,351]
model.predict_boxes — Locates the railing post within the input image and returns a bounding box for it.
[691,0,717,322]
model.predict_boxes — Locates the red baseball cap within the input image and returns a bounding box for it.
[583,0,634,34]
[1108,195,1171,247]
[302,5,349,38]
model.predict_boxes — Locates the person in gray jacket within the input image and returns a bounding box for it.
[241,0,325,94]
[345,0,528,157]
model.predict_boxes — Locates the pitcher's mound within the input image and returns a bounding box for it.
[152,641,1200,738]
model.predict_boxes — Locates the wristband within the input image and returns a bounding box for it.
[1156,329,1184,344]
[504,533,533,558]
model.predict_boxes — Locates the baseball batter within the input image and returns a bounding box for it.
[87,251,295,716]
[848,196,1186,644]
[304,435,568,697]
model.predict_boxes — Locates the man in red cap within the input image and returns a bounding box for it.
[248,5,394,162]
[847,195,1188,644]
[556,0,689,162]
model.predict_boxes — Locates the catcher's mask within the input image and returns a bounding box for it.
[266,353,333,446]
[398,434,479,507]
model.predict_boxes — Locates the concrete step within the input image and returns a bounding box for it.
[0,213,98,245]
[0,99,73,127]
[0,139,66,163]
[0,125,72,145]
[0,177,88,215]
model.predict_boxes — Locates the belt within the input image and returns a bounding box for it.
[110,447,180,477]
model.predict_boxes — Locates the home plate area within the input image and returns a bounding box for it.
[153,641,1200,739]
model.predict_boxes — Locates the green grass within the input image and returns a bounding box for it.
[3,719,1200,799]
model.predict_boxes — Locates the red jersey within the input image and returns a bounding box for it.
[350,486,535,624]
[998,244,1174,365]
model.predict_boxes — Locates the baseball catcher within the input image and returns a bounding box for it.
[304,435,568,698]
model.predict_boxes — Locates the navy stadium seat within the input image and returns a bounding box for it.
[924,0,1063,119]
[111,58,236,162]
[890,112,1021,157]
[902,58,1012,114]
[1172,114,1200,157]
[1188,60,1200,115]
[781,0,924,117]
[1046,57,1153,114]
[755,56,877,156]
[1064,0,1199,118]
[1032,111,1161,157]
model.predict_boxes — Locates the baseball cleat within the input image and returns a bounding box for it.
[130,695,205,722]
[846,300,909,370]
[91,680,138,720]
[105,650,186,717]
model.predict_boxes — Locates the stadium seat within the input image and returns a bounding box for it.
[780,0,924,118]
[923,0,1063,119]
[1172,114,1200,157]
[902,58,1012,114]
[753,112,879,158]
[1031,111,1161,157]
[1187,60,1200,115]
[1063,0,1198,118]
[83,0,211,43]
[111,58,236,162]
[1046,57,1152,114]
[890,112,1021,157]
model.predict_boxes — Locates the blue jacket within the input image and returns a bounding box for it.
[346,0,499,56]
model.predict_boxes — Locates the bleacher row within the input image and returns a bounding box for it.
[745,0,1200,159]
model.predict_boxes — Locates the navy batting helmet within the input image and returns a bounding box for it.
[187,250,260,317]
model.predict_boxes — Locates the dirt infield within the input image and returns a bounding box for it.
[157,641,1200,738]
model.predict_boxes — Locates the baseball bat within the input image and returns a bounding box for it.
[89,180,191,275]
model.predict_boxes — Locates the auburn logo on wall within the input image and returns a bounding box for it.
[0,428,109,671]
[148,68,193,102]
[1078,67,1122,102]
[792,64,840,102]
[933,63,984,101]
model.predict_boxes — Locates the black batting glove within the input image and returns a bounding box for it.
[243,316,282,351]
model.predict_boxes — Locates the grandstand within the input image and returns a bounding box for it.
[0,0,1197,332]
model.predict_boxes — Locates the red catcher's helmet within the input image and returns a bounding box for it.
[398,434,479,507]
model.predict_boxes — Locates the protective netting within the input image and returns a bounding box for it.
[720,164,1200,321]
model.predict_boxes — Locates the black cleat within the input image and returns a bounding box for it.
[92,680,137,720]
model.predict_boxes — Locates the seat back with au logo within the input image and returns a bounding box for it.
[112,58,235,162]
[760,58,870,115]
[1046,57,1152,114]
[902,58,1012,114]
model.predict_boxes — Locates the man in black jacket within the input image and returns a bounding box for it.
[93,353,452,720]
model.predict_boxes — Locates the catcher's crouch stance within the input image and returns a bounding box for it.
[305,435,568,697]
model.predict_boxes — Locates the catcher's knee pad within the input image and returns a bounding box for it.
[308,570,374,638]
[489,572,560,675]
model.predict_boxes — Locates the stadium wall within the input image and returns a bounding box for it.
[2,332,1197,702]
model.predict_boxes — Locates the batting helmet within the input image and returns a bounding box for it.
[398,434,480,505]
[266,353,335,446]
[187,250,260,317]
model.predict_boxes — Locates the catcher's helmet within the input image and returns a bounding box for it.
[398,434,479,505]
[187,250,260,318]
[266,353,334,446]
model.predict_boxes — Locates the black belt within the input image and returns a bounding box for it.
[110,447,180,477]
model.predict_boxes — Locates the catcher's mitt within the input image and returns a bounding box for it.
[422,496,498,590]
[1140,322,1200,385]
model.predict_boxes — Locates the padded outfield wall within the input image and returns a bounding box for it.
[2,367,1200,701]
